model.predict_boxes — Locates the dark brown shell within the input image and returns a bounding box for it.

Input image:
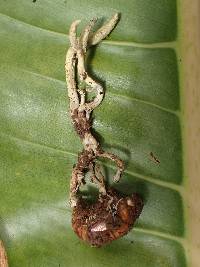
[72,188,143,247]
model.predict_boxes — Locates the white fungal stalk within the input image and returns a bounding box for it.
[65,13,124,207]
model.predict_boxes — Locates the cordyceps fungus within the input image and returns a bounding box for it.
[65,13,143,247]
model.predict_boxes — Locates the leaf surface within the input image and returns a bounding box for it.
[0,1,186,266]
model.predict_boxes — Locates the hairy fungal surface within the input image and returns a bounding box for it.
[65,13,143,246]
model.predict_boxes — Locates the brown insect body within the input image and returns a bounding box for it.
[72,189,143,247]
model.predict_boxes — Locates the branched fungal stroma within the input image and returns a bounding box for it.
[65,13,143,246]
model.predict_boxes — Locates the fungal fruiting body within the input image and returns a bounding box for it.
[65,13,143,246]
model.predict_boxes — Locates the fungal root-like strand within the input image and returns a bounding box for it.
[65,13,124,208]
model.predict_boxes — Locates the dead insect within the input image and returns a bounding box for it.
[150,152,160,164]
[72,189,143,247]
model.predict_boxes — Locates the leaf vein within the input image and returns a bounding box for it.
[0,12,177,49]
[23,69,180,116]
[0,131,183,193]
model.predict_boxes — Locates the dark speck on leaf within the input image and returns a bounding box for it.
[150,152,160,164]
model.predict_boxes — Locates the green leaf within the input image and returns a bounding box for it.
[0,1,187,266]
